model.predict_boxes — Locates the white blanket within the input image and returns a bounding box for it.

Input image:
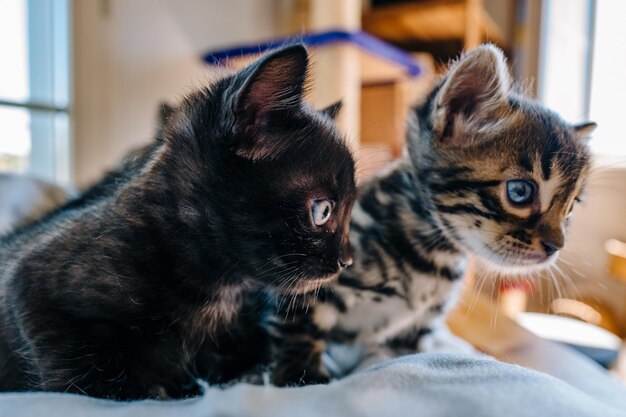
[1,353,625,417]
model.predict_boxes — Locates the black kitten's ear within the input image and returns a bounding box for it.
[156,102,176,141]
[233,45,308,133]
[434,44,511,147]
[320,100,342,120]
[159,102,176,125]
[572,122,597,144]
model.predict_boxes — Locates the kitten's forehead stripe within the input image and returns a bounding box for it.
[518,154,533,172]
[539,125,561,180]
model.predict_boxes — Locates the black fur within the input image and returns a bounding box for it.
[0,45,356,399]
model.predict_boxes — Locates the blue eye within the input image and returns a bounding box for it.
[506,180,536,205]
[311,199,334,226]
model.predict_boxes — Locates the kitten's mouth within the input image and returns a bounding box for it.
[516,249,561,265]
[517,253,552,263]
[317,271,342,281]
[269,268,340,295]
[304,272,339,292]
[304,271,341,286]
[479,246,559,274]
[274,274,339,295]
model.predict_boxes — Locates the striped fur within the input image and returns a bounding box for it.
[272,45,595,384]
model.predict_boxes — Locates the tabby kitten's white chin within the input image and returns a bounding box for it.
[476,249,560,276]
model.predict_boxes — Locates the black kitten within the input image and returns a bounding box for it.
[0,45,356,400]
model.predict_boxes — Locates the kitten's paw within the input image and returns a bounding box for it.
[148,386,171,400]
[159,381,203,399]
[299,370,330,385]
[418,328,477,355]
[272,367,329,386]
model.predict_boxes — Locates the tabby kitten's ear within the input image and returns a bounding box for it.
[320,100,342,120]
[231,45,308,159]
[572,121,597,144]
[433,44,511,147]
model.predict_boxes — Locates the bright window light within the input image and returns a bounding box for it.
[540,0,626,157]
[0,0,71,184]
[588,0,626,156]
[0,0,28,102]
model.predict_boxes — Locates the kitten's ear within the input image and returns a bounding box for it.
[156,102,176,141]
[320,100,342,120]
[232,44,308,133]
[572,122,597,144]
[158,102,176,126]
[433,44,511,147]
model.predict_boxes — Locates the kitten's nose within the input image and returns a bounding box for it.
[338,233,353,269]
[541,240,560,256]
[338,258,353,269]
[538,223,564,256]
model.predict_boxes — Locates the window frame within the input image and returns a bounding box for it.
[0,0,71,184]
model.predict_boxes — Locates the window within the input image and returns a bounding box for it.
[539,0,626,158]
[0,0,71,184]
[539,0,593,123]
[587,0,626,156]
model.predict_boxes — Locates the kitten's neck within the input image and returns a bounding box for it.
[349,159,468,285]
[113,166,249,294]
[396,159,466,257]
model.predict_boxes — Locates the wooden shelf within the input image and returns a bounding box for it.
[363,0,505,49]
[606,239,626,284]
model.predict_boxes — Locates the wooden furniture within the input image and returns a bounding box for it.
[606,239,626,284]
[360,82,409,157]
[363,0,506,50]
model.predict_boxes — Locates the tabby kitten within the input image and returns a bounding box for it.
[272,45,596,385]
[0,45,356,399]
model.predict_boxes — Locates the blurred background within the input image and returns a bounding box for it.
[0,0,625,382]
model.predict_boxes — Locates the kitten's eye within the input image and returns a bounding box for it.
[311,199,334,226]
[506,180,536,205]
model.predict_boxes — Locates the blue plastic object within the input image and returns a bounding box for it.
[202,30,421,77]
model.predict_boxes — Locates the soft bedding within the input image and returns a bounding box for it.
[1,353,625,417]
[1,177,624,415]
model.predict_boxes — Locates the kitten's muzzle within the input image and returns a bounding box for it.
[540,240,560,256]
[537,222,564,256]
[338,257,353,269]
[337,229,353,269]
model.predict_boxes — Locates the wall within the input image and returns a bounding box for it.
[72,0,281,186]
[553,167,626,335]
